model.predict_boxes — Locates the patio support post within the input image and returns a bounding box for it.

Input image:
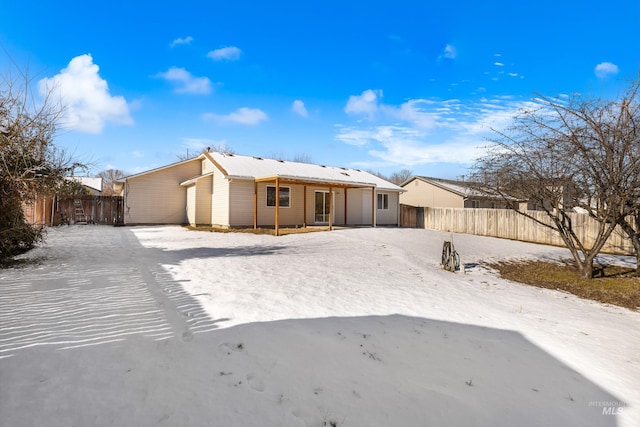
[371,187,376,228]
[275,177,280,236]
[303,185,307,228]
[344,188,347,225]
[253,181,258,229]
[329,186,333,231]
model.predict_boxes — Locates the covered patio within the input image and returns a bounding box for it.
[253,175,377,236]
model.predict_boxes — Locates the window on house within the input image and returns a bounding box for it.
[377,193,389,210]
[471,200,480,208]
[266,186,290,207]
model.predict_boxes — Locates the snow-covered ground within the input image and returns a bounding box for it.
[1,225,638,427]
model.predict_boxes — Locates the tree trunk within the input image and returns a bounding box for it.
[578,258,594,279]
[556,232,595,279]
[617,215,640,276]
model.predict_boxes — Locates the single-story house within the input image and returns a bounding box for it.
[399,176,522,209]
[117,152,405,234]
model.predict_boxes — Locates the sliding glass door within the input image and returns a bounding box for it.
[314,191,333,224]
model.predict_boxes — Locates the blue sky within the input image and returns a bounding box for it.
[2,0,639,179]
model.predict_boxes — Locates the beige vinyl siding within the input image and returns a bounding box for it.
[256,183,305,226]
[400,179,464,208]
[211,168,230,226]
[463,199,508,209]
[202,159,215,174]
[333,188,346,224]
[346,188,365,224]
[228,179,255,226]
[195,175,212,225]
[376,191,399,225]
[186,185,196,225]
[124,160,200,224]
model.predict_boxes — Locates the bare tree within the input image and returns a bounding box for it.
[291,153,313,164]
[1,64,84,262]
[365,169,388,180]
[388,168,413,185]
[177,143,235,161]
[472,78,640,278]
[96,168,127,196]
[365,168,413,185]
[610,84,640,274]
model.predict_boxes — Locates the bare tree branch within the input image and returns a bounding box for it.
[471,77,640,278]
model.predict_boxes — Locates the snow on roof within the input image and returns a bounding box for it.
[206,152,404,191]
[69,176,103,192]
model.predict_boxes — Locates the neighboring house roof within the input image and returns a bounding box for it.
[68,176,103,193]
[401,176,517,200]
[203,152,404,191]
[119,157,200,181]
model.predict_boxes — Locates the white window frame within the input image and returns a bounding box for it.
[377,193,389,210]
[266,185,290,208]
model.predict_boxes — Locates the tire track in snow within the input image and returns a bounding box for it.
[0,265,174,358]
[0,225,225,359]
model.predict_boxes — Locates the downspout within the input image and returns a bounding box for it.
[303,185,307,228]
[253,181,258,229]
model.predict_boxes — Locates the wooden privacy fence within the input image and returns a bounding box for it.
[401,204,635,255]
[24,195,124,226]
[400,204,424,228]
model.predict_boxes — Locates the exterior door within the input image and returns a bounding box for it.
[314,191,333,224]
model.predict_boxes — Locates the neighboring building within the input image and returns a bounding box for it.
[400,176,520,209]
[23,176,106,225]
[117,152,405,233]
[71,177,103,195]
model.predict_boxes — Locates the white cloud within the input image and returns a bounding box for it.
[38,54,132,134]
[344,90,438,129]
[131,151,144,158]
[155,67,211,94]
[437,44,457,62]
[386,100,439,129]
[334,127,376,146]
[207,46,242,61]
[336,95,535,167]
[291,100,308,117]
[337,125,483,166]
[594,62,619,79]
[345,89,381,117]
[442,44,457,59]
[494,62,504,66]
[202,107,267,125]
[170,36,193,47]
